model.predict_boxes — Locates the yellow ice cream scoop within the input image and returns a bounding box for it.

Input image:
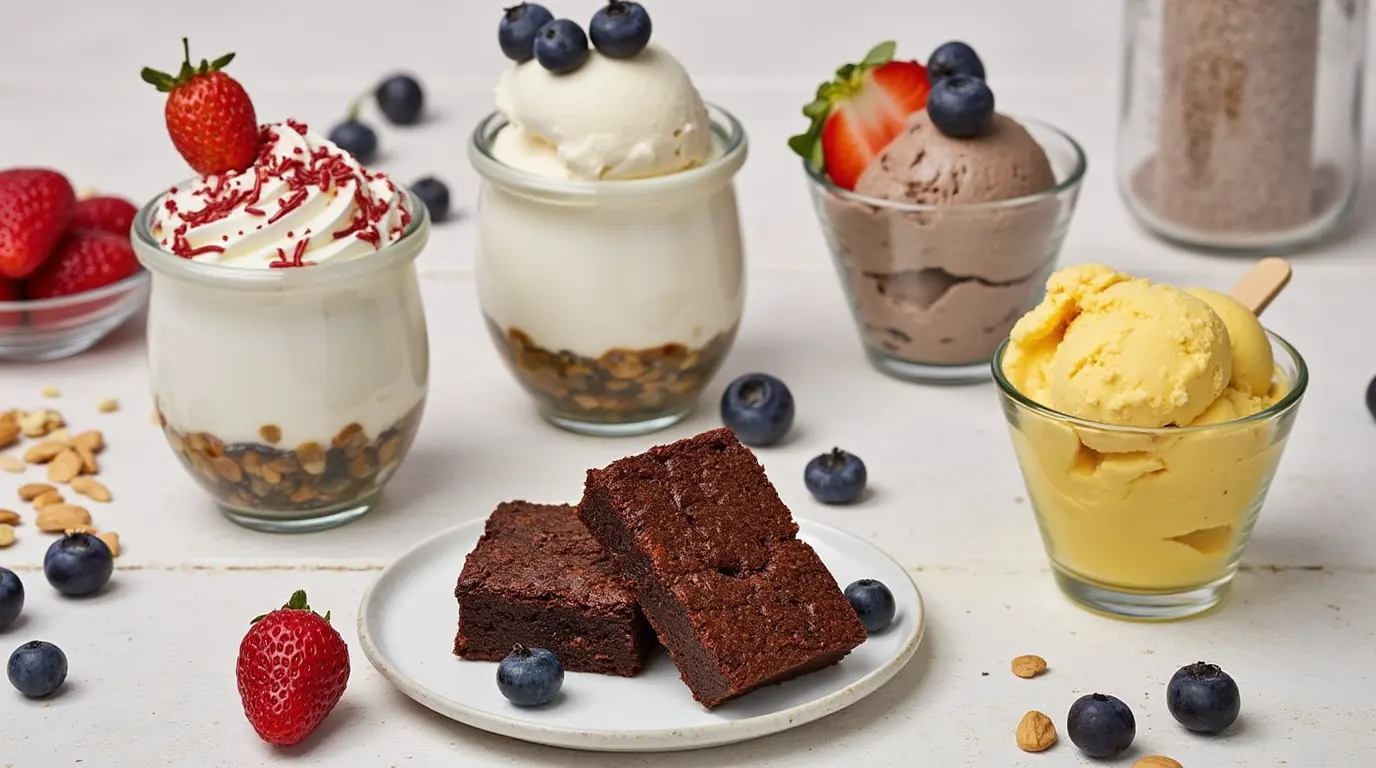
[1004,264,1232,427]
[1186,287,1274,397]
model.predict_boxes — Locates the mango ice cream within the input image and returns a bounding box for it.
[1000,264,1297,592]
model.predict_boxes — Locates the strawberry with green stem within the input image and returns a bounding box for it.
[141,38,259,176]
[236,590,350,746]
[788,42,931,190]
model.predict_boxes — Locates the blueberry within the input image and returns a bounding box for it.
[720,373,795,447]
[499,3,555,63]
[927,41,986,82]
[589,1,653,59]
[0,568,22,630]
[411,177,451,222]
[7,640,67,698]
[328,120,379,164]
[844,579,895,633]
[43,532,113,597]
[1067,693,1136,758]
[804,448,867,504]
[1366,375,1376,421]
[534,19,590,75]
[375,74,425,126]
[1167,661,1241,734]
[496,645,564,706]
[927,74,995,139]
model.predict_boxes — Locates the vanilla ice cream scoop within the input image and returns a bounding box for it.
[492,44,712,180]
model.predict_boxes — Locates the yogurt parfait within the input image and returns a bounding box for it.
[469,3,747,436]
[132,42,430,532]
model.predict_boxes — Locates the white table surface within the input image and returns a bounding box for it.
[3,1,1376,765]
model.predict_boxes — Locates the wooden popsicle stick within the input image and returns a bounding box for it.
[1229,257,1291,316]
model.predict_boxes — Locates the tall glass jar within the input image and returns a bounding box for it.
[1118,0,1368,252]
[132,192,431,533]
[468,106,747,437]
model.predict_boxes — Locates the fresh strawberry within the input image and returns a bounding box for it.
[24,229,139,300]
[72,195,139,237]
[0,168,76,279]
[236,590,350,747]
[788,42,931,190]
[0,279,21,328]
[141,38,258,176]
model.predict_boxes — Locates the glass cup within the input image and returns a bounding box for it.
[993,331,1307,620]
[804,117,1086,384]
[1117,0,1367,252]
[130,190,431,533]
[468,106,747,437]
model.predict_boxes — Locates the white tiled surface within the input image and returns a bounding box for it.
[2,1,1375,765]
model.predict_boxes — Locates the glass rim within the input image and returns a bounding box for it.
[467,102,748,196]
[129,184,430,291]
[802,114,1088,212]
[0,269,149,311]
[990,328,1309,434]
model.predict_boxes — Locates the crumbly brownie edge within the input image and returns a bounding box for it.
[578,477,737,705]
[454,591,651,677]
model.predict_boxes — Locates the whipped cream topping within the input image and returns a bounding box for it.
[152,120,411,269]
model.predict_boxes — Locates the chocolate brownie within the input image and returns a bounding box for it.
[454,501,654,677]
[578,428,868,708]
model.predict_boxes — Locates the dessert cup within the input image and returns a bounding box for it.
[993,331,1307,620]
[805,118,1086,384]
[131,190,431,533]
[468,105,747,437]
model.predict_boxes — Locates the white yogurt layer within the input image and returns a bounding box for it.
[148,263,429,448]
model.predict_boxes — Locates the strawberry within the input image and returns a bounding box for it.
[141,38,259,176]
[0,279,21,328]
[72,195,139,237]
[24,229,139,300]
[236,590,350,747]
[788,42,931,190]
[0,168,76,279]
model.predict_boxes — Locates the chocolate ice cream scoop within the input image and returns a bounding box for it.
[854,111,1055,204]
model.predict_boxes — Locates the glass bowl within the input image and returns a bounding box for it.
[0,271,150,361]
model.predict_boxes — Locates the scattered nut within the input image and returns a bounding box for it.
[17,483,55,501]
[32,490,64,509]
[18,409,62,438]
[0,509,18,525]
[96,530,119,557]
[1134,758,1183,768]
[1016,710,1058,753]
[0,454,23,473]
[36,504,91,533]
[63,525,98,535]
[0,524,14,548]
[75,444,98,474]
[72,430,104,454]
[46,449,84,484]
[23,441,68,464]
[1012,654,1048,679]
[97,398,120,413]
[259,424,282,445]
[0,421,18,450]
[47,427,72,443]
[70,476,111,503]
[40,387,60,399]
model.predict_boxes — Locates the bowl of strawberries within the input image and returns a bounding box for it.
[0,168,149,361]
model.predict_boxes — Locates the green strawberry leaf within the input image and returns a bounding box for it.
[286,590,310,611]
[787,132,814,158]
[809,140,825,172]
[802,98,830,119]
[210,52,235,71]
[836,63,856,80]
[861,41,897,68]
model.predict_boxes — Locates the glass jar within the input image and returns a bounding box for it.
[1118,0,1368,252]
[131,192,431,533]
[468,106,747,437]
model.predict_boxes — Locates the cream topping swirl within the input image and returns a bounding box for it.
[151,120,411,269]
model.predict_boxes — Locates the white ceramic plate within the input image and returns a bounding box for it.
[357,516,925,752]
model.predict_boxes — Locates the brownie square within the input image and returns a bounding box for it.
[454,501,654,677]
[578,428,868,708]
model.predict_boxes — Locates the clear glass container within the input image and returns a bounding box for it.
[1118,0,1368,252]
[804,118,1086,384]
[0,271,149,362]
[131,191,431,533]
[468,106,747,437]
[994,331,1307,620]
